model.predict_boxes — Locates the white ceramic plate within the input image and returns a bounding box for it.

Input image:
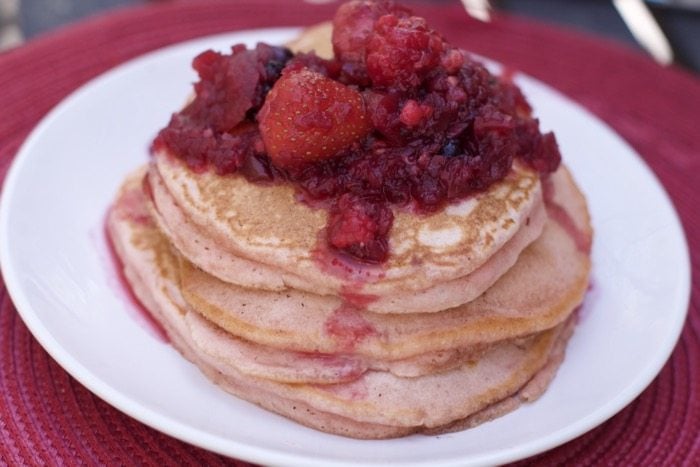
[0,28,690,467]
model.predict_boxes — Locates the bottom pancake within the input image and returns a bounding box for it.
[108,169,578,438]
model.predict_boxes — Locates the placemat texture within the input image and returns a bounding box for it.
[0,1,698,465]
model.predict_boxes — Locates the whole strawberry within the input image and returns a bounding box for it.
[258,68,371,169]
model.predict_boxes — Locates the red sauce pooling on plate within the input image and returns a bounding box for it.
[103,216,169,343]
[152,0,560,264]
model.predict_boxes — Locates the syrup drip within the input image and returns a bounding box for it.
[340,285,379,309]
[314,241,382,350]
[104,210,169,343]
[112,177,153,227]
[542,177,592,254]
[323,304,377,352]
[311,239,386,284]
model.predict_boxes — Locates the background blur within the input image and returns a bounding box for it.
[1,0,699,72]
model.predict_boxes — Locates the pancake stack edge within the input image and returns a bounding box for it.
[106,157,591,438]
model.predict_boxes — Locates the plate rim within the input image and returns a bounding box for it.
[0,27,691,467]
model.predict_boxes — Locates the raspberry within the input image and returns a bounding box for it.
[328,194,393,263]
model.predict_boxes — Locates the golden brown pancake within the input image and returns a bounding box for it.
[171,166,589,362]
[110,164,588,383]
[107,174,577,437]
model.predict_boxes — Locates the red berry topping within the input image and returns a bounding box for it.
[186,49,258,132]
[154,1,563,264]
[366,14,445,89]
[399,99,433,127]
[258,68,371,169]
[328,194,393,263]
[332,1,411,73]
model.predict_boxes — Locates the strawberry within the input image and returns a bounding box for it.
[258,68,370,169]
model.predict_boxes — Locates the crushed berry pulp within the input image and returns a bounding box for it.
[152,0,561,264]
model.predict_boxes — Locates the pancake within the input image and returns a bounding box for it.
[199,320,574,433]
[202,315,572,439]
[112,169,487,380]
[173,166,589,361]
[106,8,593,438]
[149,152,547,314]
[108,175,576,437]
[113,170,496,381]
[286,21,334,59]
[111,164,588,384]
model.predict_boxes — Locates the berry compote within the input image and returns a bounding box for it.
[152,0,561,264]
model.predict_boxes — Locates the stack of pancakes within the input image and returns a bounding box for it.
[107,28,592,439]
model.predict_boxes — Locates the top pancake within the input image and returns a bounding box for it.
[151,151,545,307]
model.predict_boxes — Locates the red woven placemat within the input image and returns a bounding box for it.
[1,1,698,464]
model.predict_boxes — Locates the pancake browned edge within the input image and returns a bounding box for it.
[107,165,587,438]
